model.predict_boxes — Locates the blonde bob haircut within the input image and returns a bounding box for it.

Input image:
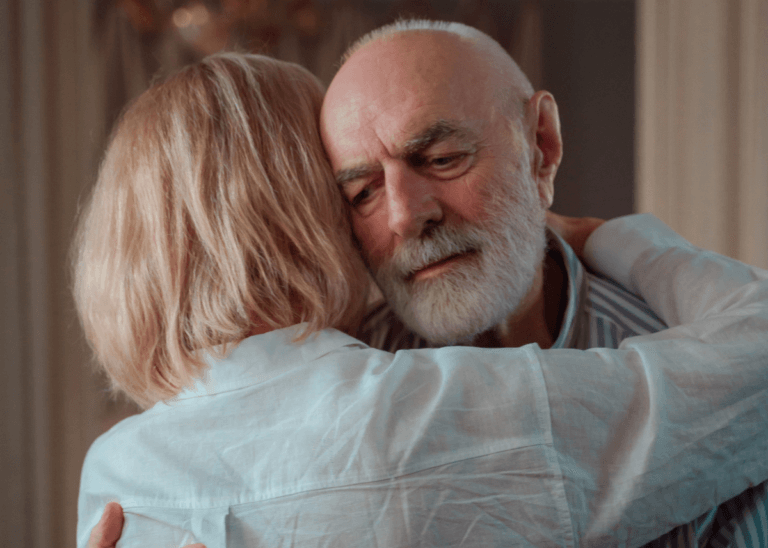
[73,53,369,409]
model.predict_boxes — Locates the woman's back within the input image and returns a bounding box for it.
[78,325,573,548]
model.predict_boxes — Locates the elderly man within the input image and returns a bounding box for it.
[85,21,768,548]
[319,20,767,548]
[321,20,658,352]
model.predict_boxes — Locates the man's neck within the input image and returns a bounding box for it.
[472,250,567,349]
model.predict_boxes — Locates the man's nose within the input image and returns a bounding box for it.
[386,168,443,239]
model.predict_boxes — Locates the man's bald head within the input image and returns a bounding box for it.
[320,20,563,345]
[336,20,535,126]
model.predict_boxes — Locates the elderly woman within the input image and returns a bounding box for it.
[76,53,768,548]
[74,53,368,408]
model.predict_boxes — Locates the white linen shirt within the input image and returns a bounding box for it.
[77,215,768,548]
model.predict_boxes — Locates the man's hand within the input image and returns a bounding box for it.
[86,502,123,548]
[546,211,605,258]
[86,502,205,548]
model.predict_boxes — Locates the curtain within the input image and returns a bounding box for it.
[636,0,768,268]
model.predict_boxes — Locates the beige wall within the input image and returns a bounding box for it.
[1,0,109,545]
[637,0,768,268]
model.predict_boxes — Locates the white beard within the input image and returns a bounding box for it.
[370,171,547,345]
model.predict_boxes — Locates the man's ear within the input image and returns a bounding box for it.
[527,90,562,209]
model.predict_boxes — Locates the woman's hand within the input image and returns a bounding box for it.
[546,211,605,258]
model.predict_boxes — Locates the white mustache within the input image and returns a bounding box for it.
[385,225,485,279]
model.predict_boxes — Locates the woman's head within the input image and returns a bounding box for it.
[74,53,368,408]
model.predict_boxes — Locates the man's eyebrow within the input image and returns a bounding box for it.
[333,121,478,186]
[402,120,479,156]
[335,165,381,187]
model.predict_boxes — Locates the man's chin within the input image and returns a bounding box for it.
[404,310,502,346]
[393,288,517,346]
[379,260,538,347]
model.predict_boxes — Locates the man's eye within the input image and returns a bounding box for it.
[424,153,472,178]
[350,187,372,207]
[431,154,465,167]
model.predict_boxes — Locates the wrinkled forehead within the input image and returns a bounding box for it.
[332,32,498,102]
[320,31,502,152]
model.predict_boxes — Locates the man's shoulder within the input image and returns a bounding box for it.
[550,226,667,349]
[581,268,667,345]
[356,301,434,352]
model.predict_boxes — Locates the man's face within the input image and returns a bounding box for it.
[321,32,548,344]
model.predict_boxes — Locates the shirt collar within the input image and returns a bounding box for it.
[168,325,365,402]
[547,228,588,349]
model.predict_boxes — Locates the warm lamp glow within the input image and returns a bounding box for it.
[172,3,210,28]
[172,8,193,28]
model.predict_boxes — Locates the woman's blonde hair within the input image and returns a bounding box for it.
[73,53,369,408]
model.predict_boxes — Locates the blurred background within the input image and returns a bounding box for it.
[1,0,766,546]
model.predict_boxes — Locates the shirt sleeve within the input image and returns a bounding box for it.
[545,213,768,545]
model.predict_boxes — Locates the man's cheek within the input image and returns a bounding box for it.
[353,219,389,265]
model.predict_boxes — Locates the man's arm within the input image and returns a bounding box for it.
[85,503,123,548]
[85,504,205,548]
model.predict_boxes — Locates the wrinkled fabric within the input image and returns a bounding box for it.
[76,215,768,548]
